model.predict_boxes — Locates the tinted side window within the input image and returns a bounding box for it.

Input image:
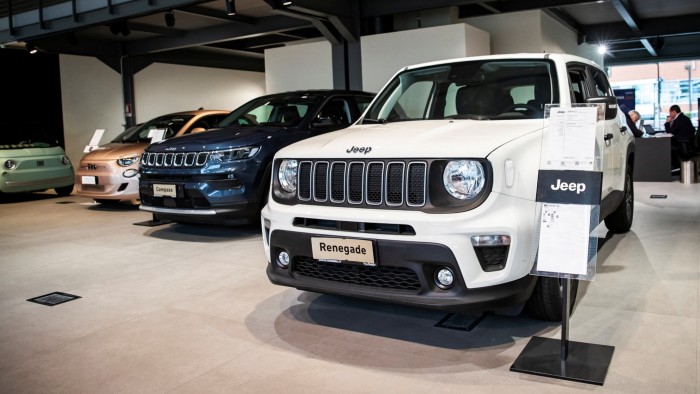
[317,98,352,126]
[589,67,613,97]
[568,69,587,103]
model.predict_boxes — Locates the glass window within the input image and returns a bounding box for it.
[0,122,59,149]
[112,114,194,143]
[363,59,557,122]
[218,94,320,128]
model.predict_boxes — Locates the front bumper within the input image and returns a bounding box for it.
[262,191,539,312]
[76,163,139,200]
[138,173,261,224]
[266,229,537,312]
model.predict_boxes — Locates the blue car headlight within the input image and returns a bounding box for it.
[209,146,260,163]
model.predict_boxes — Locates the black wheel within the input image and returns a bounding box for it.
[526,276,578,321]
[604,169,634,233]
[94,199,120,205]
[54,185,73,196]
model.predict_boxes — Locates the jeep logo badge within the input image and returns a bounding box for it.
[536,170,602,205]
[551,179,586,194]
[346,146,372,154]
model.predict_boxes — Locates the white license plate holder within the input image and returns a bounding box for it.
[311,237,376,266]
[153,183,177,198]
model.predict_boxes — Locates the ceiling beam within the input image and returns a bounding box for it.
[359,0,602,17]
[581,13,700,44]
[178,4,255,25]
[123,15,311,55]
[0,0,210,44]
[609,0,656,57]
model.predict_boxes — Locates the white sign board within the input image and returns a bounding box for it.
[83,129,106,153]
[148,128,167,143]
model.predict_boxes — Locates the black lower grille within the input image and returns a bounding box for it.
[146,196,211,209]
[293,258,421,291]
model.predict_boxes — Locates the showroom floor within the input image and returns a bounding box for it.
[0,179,699,394]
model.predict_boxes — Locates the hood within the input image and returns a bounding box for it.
[275,119,545,159]
[146,126,291,152]
[81,142,148,161]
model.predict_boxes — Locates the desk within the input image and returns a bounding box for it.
[635,136,671,182]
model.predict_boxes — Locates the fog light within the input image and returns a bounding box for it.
[435,267,454,289]
[4,160,16,170]
[123,169,139,178]
[277,250,290,268]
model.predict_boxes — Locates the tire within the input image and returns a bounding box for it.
[54,185,74,196]
[526,276,578,321]
[604,169,634,233]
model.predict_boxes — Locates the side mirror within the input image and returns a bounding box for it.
[586,96,618,120]
[312,117,340,128]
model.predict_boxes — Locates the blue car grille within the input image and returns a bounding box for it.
[141,152,209,168]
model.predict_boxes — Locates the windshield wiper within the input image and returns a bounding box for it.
[361,118,387,125]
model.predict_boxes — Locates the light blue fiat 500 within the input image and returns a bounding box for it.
[1,123,74,196]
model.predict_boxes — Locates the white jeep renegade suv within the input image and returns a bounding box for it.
[261,53,635,321]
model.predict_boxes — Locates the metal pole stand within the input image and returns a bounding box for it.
[133,212,172,227]
[510,278,614,385]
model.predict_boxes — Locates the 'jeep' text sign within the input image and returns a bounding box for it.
[536,170,602,205]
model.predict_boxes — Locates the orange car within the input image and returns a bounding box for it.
[76,110,229,204]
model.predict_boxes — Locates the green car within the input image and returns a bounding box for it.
[1,123,75,196]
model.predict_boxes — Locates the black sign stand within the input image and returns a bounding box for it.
[510,278,614,385]
[133,212,172,227]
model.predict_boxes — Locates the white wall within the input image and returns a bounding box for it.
[60,55,123,168]
[264,40,333,94]
[463,10,603,66]
[59,55,265,166]
[135,63,265,122]
[360,23,490,93]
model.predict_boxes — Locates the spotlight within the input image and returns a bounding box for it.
[225,0,236,16]
[597,44,607,55]
[26,42,37,54]
[165,10,175,27]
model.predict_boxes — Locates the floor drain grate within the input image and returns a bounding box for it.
[27,292,81,306]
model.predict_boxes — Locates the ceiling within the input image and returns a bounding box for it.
[1,0,700,72]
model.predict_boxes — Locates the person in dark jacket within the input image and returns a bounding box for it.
[625,109,644,138]
[664,104,697,168]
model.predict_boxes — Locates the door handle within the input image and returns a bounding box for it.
[620,126,627,133]
[604,133,614,141]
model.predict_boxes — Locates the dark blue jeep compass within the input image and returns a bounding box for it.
[138,90,374,225]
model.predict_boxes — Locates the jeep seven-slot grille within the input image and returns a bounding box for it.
[296,160,427,208]
[294,258,421,291]
[141,151,209,168]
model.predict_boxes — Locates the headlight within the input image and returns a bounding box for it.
[278,159,298,193]
[443,160,485,199]
[4,159,16,170]
[61,156,71,165]
[209,146,260,163]
[117,155,139,167]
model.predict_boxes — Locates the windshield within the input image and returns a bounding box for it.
[0,123,60,149]
[111,114,195,143]
[217,94,319,128]
[363,59,557,123]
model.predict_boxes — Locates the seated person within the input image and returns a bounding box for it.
[664,104,696,169]
[625,110,644,138]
